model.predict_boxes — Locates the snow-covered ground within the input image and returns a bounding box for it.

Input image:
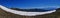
[0,5,56,16]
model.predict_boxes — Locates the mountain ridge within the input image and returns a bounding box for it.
[11,8,55,12]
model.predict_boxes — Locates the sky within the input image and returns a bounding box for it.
[0,0,60,10]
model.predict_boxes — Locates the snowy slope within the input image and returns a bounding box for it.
[0,5,56,16]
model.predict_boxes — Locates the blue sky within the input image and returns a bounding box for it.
[0,0,60,10]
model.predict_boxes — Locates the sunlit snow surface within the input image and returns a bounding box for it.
[0,5,56,16]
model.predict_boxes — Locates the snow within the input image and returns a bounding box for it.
[0,5,56,16]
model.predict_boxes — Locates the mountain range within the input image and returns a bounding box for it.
[11,8,55,12]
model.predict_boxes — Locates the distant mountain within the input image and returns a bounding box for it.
[11,8,54,12]
[56,8,60,11]
[56,8,60,10]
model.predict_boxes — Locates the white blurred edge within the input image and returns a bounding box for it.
[0,5,56,16]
